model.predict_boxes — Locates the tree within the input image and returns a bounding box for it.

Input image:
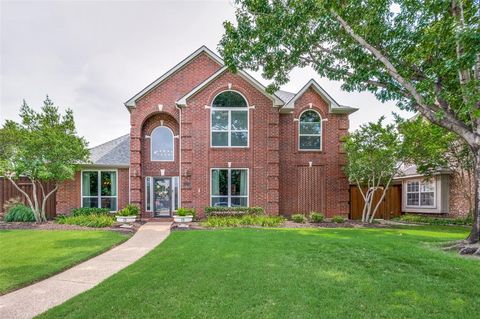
[399,116,475,216]
[344,118,403,223]
[219,0,480,242]
[0,97,89,222]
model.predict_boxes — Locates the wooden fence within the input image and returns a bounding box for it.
[349,184,402,220]
[0,177,56,219]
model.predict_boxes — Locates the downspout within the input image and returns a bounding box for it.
[176,104,182,209]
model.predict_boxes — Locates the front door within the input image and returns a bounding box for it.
[153,178,172,217]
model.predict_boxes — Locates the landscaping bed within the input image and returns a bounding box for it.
[0,220,144,233]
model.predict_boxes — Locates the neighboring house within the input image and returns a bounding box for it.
[56,46,357,218]
[394,165,473,218]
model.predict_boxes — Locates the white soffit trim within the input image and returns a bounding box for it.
[124,46,223,109]
[279,79,358,114]
[176,66,284,107]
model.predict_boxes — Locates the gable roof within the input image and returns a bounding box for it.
[86,134,130,167]
[124,46,223,110]
[175,66,284,107]
[280,79,358,114]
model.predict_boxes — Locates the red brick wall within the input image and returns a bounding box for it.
[56,168,129,215]
[279,87,350,218]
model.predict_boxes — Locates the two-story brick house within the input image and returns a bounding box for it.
[56,46,357,218]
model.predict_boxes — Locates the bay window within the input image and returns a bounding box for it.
[82,170,117,211]
[211,169,248,207]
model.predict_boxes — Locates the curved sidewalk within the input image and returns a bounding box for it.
[0,222,171,319]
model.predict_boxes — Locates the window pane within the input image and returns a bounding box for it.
[231,197,248,207]
[212,111,229,130]
[231,111,247,130]
[407,193,419,206]
[407,182,419,192]
[421,182,434,192]
[300,136,321,150]
[172,177,179,211]
[231,132,248,146]
[101,171,116,196]
[212,170,228,196]
[151,127,174,161]
[421,193,434,206]
[101,197,117,211]
[212,197,229,207]
[231,170,247,196]
[146,177,151,211]
[212,91,247,108]
[82,171,98,196]
[82,197,98,208]
[212,132,228,146]
[300,110,320,122]
[300,122,321,134]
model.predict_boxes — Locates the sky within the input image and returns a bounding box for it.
[0,0,412,148]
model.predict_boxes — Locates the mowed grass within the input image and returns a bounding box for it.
[0,230,128,294]
[39,226,480,319]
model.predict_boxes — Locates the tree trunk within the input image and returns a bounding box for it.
[467,149,480,243]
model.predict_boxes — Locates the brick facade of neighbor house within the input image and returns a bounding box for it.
[55,46,357,218]
[448,171,474,218]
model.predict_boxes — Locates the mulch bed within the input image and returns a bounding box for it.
[0,221,144,234]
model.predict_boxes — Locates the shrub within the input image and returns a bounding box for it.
[395,214,472,226]
[291,214,306,223]
[331,215,346,223]
[3,197,23,213]
[310,212,325,223]
[71,207,110,216]
[204,206,264,217]
[57,214,115,228]
[176,207,196,217]
[202,215,285,228]
[4,204,35,222]
[116,204,140,217]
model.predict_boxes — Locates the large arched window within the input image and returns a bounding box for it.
[299,110,322,150]
[211,91,248,147]
[151,126,174,161]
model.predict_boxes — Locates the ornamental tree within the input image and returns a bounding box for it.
[344,118,403,223]
[219,0,480,242]
[0,97,89,222]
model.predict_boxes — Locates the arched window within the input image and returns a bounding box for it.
[151,126,174,161]
[211,91,248,147]
[299,110,322,150]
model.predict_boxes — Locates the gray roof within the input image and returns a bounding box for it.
[275,90,295,103]
[87,134,130,166]
[394,164,452,179]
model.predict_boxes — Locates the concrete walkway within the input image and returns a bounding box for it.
[0,222,171,319]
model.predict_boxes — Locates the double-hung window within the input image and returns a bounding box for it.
[211,91,248,147]
[82,170,117,211]
[406,180,435,207]
[211,169,248,207]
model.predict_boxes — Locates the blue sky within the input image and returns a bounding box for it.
[0,0,411,147]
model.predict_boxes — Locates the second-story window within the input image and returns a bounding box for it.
[299,110,322,150]
[211,91,248,147]
[151,126,174,161]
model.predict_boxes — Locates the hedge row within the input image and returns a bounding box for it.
[204,206,264,217]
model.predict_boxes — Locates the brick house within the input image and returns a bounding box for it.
[56,46,357,218]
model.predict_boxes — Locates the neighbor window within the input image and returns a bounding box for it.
[211,91,248,147]
[211,169,248,207]
[406,180,435,207]
[82,170,117,211]
[151,126,174,161]
[299,110,322,150]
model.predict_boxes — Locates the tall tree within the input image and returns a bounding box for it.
[220,0,480,242]
[0,97,89,222]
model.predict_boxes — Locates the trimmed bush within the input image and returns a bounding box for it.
[71,207,110,216]
[57,214,115,228]
[176,208,196,217]
[203,215,285,228]
[116,204,140,217]
[4,204,35,222]
[394,214,472,226]
[291,214,306,223]
[310,212,325,223]
[204,206,264,217]
[331,215,346,223]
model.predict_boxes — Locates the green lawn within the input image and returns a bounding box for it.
[0,230,128,294]
[39,226,480,319]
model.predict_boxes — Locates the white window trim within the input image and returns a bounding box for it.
[210,168,249,207]
[145,176,153,212]
[150,126,175,162]
[405,179,436,208]
[298,109,322,151]
[80,169,119,212]
[210,90,250,148]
